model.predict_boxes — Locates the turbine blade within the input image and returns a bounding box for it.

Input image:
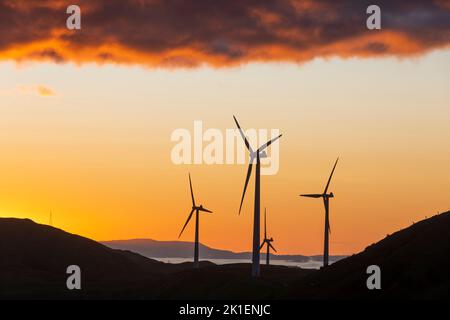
[300,194,323,198]
[233,115,253,153]
[269,242,277,252]
[260,241,265,251]
[189,173,195,206]
[238,163,253,215]
[199,207,213,213]
[323,157,339,194]
[258,134,282,153]
[178,209,195,238]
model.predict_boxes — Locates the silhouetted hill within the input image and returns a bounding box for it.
[0,218,212,299]
[101,239,345,263]
[284,211,450,299]
[152,263,313,299]
[1,212,449,299]
[144,211,450,299]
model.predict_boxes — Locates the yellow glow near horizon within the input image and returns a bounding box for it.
[0,51,449,255]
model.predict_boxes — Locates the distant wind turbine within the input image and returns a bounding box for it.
[260,208,276,266]
[300,158,339,267]
[49,210,53,227]
[178,173,213,269]
[233,115,282,277]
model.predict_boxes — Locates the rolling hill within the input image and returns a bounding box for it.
[0,218,211,299]
[284,210,450,299]
[0,211,449,299]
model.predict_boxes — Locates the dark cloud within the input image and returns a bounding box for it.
[0,0,449,67]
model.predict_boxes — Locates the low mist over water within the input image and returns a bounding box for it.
[154,258,324,269]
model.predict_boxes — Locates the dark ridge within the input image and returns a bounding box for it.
[283,211,450,299]
[1,211,449,299]
[0,218,212,299]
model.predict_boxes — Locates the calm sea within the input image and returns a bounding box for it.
[153,257,323,269]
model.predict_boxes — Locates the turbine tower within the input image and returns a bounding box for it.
[178,173,213,269]
[233,115,282,277]
[300,158,339,267]
[260,208,277,266]
[49,211,53,227]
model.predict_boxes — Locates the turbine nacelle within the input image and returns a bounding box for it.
[260,208,277,252]
[233,115,282,215]
[299,158,339,267]
[249,150,268,161]
[261,238,277,252]
[179,174,213,239]
[193,204,213,213]
[300,158,339,200]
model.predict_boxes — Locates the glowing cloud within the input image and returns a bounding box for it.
[37,85,55,97]
[13,85,56,97]
[0,0,449,67]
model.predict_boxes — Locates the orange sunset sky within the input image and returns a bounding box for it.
[1,0,449,255]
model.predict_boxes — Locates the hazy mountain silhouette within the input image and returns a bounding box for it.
[101,239,346,263]
[1,211,449,299]
[0,218,212,299]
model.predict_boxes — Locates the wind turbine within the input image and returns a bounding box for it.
[300,158,339,267]
[260,208,276,266]
[233,115,282,277]
[178,173,213,269]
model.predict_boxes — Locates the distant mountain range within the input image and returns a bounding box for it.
[1,211,449,299]
[101,239,347,263]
